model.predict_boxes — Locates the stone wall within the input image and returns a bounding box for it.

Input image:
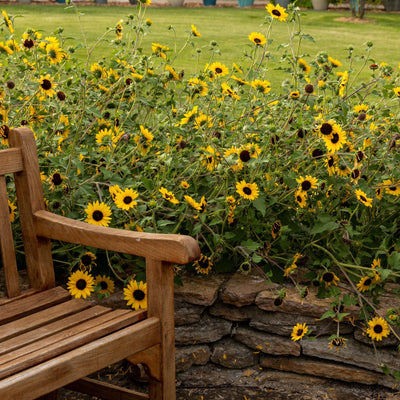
[173,269,400,399]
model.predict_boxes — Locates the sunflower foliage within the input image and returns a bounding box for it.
[2,3,400,370]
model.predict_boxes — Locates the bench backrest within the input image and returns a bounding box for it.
[0,128,55,299]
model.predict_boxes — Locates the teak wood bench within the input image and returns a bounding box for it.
[0,127,200,400]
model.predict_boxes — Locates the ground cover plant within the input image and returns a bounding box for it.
[1,2,400,376]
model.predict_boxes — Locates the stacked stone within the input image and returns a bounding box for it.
[174,269,400,397]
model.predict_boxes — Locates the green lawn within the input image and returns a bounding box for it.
[2,5,400,81]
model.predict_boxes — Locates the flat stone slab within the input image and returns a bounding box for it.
[234,326,300,356]
[260,355,396,387]
[174,274,226,306]
[175,300,206,326]
[176,345,211,372]
[221,268,273,307]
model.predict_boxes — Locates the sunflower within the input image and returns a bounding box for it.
[191,24,201,37]
[48,171,66,190]
[114,188,139,211]
[151,42,169,59]
[115,19,123,40]
[159,187,179,204]
[2,10,14,33]
[177,105,198,126]
[165,65,180,81]
[0,41,12,54]
[221,82,240,100]
[79,251,97,271]
[95,275,115,296]
[266,3,288,21]
[382,179,400,196]
[201,145,220,171]
[356,275,373,293]
[67,270,95,299]
[231,75,250,86]
[290,90,300,99]
[294,190,307,208]
[355,189,373,208]
[298,58,311,74]
[351,168,361,183]
[188,78,208,97]
[194,113,213,129]
[251,79,271,94]
[393,87,400,98]
[325,155,336,176]
[193,254,213,275]
[109,184,122,200]
[328,56,342,67]
[291,322,308,341]
[236,180,259,201]
[181,181,190,189]
[8,199,16,223]
[320,271,340,287]
[323,124,347,153]
[296,175,318,192]
[353,104,369,113]
[271,220,281,239]
[328,336,347,351]
[46,43,65,64]
[248,32,266,46]
[85,201,112,227]
[124,280,147,310]
[209,62,229,78]
[184,195,202,212]
[366,316,390,341]
[38,75,56,97]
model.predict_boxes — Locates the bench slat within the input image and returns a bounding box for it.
[0,287,71,325]
[0,304,112,356]
[0,308,147,379]
[0,299,92,343]
[0,148,23,175]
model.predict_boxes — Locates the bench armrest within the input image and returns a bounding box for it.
[34,210,200,265]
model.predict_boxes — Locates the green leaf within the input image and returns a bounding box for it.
[380,364,391,375]
[388,252,400,270]
[319,310,336,320]
[141,178,154,192]
[252,194,267,217]
[241,239,261,251]
[310,214,339,235]
[336,312,350,321]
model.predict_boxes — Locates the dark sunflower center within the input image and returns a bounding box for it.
[133,289,145,301]
[312,149,323,158]
[215,67,222,74]
[272,9,282,16]
[207,156,213,164]
[52,173,63,185]
[328,157,334,167]
[323,272,334,282]
[351,169,360,179]
[92,210,104,221]
[41,79,52,90]
[100,281,108,290]
[0,125,9,138]
[76,279,87,290]
[301,181,312,191]
[389,186,397,191]
[199,257,210,269]
[373,324,383,334]
[296,195,302,202]
[24,38,34,48]
[296,329,303,336]
[360,195,367,202]
[320,123,333,136]
[80,254,93,266]
[274,298,283,306]
[331,133,339,144]
[254,38,261,44]
[49,49,57,58]
[272,222,281,233]
[240,150,251,162]
[356,151,364,162]
[364,278,372,286]
[243,187,252,195]
[123,196,132,204]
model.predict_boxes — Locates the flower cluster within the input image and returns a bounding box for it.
[2,4,400,368]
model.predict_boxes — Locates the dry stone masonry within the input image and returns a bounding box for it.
[174,268,400,399]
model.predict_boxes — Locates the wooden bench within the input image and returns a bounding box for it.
[0,127,200,400]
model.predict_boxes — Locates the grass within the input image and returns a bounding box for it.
[2,4,400,84]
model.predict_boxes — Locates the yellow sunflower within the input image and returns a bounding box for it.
[323,123,347,153]
[291,322,308,341]
[251,79,271,94]
[356,275,373,293]
[320,271,340,287]
[366,316,390,341]
[290,90,300,99]
[329,337,347,351]
[236,180,259,200]
[393,87,400,98]
[115,19,123,40]
[355,189,373,208]
[159,187,179,204]
[298,58,311,74]
[294,190,307,208]
[95,275,115,296]
[8,199,16,223]
[114,188,139,211]
[188,78,208,97]
[328,56,342,67]
[248,32,266,46]
[266,3,288,21]
[85,201,112,226]
[271,220,281,239]
[46,43,66,65]
[193,254,213,275]
[201,145,220,171]
[209,62,229,78]
[67,270,95,299]
[221,82,240,100]
[382,179,400,196]
[296,175,318,192]
[38,75,57,97]
[79,251,97,271]
[124,280,147,310]
[191,24,201,37]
